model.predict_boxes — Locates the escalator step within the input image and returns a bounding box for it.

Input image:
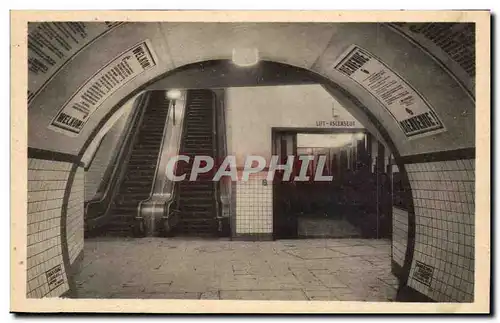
[106,93,170,236]
[172,89,219,236]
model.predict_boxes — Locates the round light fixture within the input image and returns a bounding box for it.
[353,132,365,141]
[166,89,182,100]
[232,48,259,67]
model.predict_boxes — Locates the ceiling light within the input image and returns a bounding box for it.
[232,48,259,67]
[353,133,365,141]
[166,89,182,100]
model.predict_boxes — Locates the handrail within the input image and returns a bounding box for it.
[85,92,151,232]
[214,90,231,234]
[166,90,191,232]
[136,90,187,236]
[139,93,172,209]
[210,91,221,224]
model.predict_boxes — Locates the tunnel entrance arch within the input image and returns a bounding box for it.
[75,58,419,298]
[25,22,477,303]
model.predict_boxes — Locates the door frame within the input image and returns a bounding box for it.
[271,127,368,240]
[271,130,297,239]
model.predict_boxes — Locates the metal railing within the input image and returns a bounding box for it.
[84,92,151,233]
[135,89,229,236]
[136,91,187,236]
[210,91,221,226]
[214,90,231,234]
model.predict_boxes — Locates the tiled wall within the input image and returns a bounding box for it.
[66,167,84,264]
[405,159,475,302]
[235,172,273,235]
[27,158,72,298]
[392,206,409,268]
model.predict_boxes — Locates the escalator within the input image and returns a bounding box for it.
[174,89,218,236]
[104,91,170,235]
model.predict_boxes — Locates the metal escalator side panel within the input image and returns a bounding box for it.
[136,90,188,237]
[104,91,171,235]
[84,91,151,233]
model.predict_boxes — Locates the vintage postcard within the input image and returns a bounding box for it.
[10,10,490,314]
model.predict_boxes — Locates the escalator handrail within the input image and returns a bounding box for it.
[209,91,221,221]
[137,90,187,225]
[215,90,230,220]
[97,93,149,199]
[84,92,150,225]
[168,91,190,215]
[138,94,172,205]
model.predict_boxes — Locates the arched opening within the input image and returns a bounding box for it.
[72,59,440,302]
[25,21,476,303]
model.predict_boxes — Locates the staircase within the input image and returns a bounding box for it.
[175,89,218,236]
[105,91,170,235]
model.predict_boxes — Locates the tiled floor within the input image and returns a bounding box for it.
[74,238,399,301]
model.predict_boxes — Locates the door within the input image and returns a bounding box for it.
[272,131,298,239]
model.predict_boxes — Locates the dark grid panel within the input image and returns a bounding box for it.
[26,158,70,298]
[67,167,85,264]
[235,172,273,234]
[392,207,408,267]
[393,23,475,77]
[406,159,474,302]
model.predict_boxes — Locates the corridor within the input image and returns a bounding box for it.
[74,238,397,301]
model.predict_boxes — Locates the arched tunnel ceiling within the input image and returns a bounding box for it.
[28,22,476,159]
[144,60,321,89]
[139,59,392,150]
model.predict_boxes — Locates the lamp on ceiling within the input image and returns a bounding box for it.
[232,48,259,67]
[353,132,365,141]
[166,89,182,125]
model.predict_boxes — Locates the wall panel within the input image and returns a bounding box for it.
[27,159,72,298]
[67,167,85,265]
[235,172,273,235]
[406,159,475,302]
[392,207,409,268]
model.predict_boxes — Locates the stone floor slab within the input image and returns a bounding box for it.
[149,292,202,299]
[220,289,307,300]
[75,237,396,302]
[303,289,341,301]
[329,245,388,256]
[284,247,348,260]
[200,291,220,299]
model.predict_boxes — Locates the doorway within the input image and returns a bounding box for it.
[271,128,391,240]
